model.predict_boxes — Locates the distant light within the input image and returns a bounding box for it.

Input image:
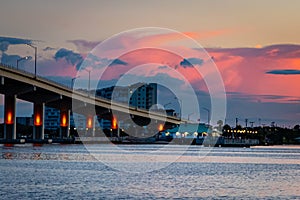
[184,132,189,137]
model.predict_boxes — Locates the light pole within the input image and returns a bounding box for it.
[71,76,80,89]
[16,56,29,70]
[84,69,91,95]
[174,97,182,119]
[26,43,37,77]
[202,107,210,125]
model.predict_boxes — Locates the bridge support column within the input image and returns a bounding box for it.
[60,109,70,138]
[33,103,45,140]
[4,95,16,140]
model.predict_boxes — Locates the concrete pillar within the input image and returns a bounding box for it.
[33,103,45,140]
[4,95,16,140]
[60,109,70,138]
[93,116,96,137]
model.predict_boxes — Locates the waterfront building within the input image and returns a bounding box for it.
[16,117,33,126]
[166,109,176,117]
[128,83,157,109]
[96,83,158,110]
[97,117,111,130]
[44,107,60,130]
[44,107,111,131]
[71,113,86,130]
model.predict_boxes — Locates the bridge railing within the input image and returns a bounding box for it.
[0,62,74,89]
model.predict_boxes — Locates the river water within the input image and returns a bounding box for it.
[0,144,299,199]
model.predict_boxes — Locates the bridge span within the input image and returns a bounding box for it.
[0,64,182,143]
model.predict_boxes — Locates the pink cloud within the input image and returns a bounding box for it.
[208,45,300,102]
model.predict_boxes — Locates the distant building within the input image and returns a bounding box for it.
[96,86,128,103]
[97,117,111,130]
[166,109,176,117]
[129,83,157,109]
[44,107,111,131]
[71,113,86,130]
[16,117,33,126]
[96,83,157,110]
[44,107,60,130]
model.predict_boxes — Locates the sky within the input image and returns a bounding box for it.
[0,0,300,127]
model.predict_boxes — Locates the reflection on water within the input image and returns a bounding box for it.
[0,144,299,199]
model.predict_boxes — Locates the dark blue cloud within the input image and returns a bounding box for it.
[54,48,83,70]
[0,36,33,52]
[180,58,203,67]
[43,46,56,51]
[266,69,300,75]
[1,53,21,66]
[110,58,127,66]
[0,41,9,52]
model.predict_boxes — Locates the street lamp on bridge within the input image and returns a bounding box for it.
[174,97,182,120]
[84,69,92,95]
[71,76,80,89]
[16,56,30,70]
[201,107,210,126]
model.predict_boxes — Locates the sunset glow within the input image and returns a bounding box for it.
[0,0,299,126]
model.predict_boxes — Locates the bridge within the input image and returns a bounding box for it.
[0,64,182,143]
